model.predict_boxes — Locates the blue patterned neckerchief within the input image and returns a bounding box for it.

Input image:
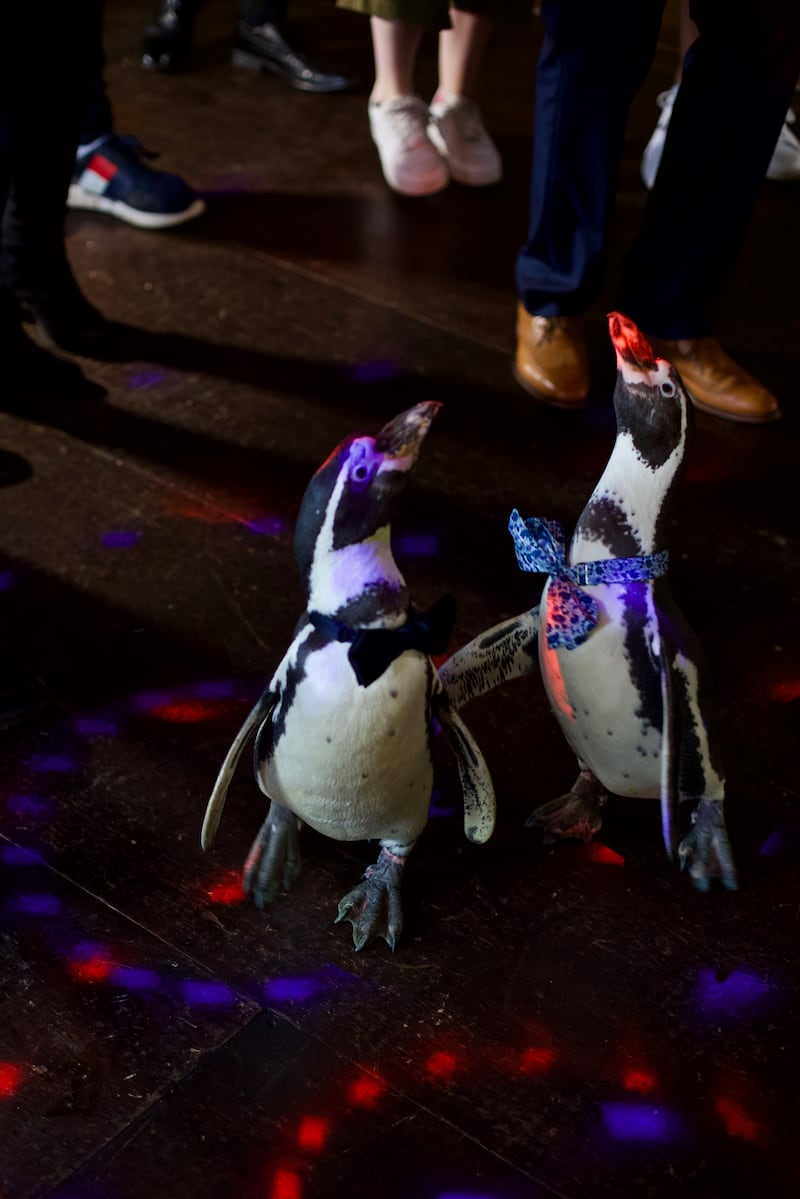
[508,509,669,651]
[309,594,456,687]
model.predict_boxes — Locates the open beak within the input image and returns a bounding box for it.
[374,401,442,461]
[608,311,658,376]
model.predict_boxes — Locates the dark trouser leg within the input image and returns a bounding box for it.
[516,0,665,317]
[619,0,800,338]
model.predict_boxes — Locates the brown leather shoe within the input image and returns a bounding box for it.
[647,335,781,424]
[514,305,589,409]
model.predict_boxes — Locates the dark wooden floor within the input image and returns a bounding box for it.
[2,2,799,1197]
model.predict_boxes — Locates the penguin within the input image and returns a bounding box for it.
[441,313,737,892]
[201,401,495,951]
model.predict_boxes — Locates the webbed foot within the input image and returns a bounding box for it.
[526,770,606,844]
[679,798,738,892]
[243,801,302,908]
[335,847,406,952]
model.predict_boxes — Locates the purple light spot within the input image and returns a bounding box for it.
[70,940,109,962]
[243,514,289,537]
[264,976,322,1003]
[0,845,46,866]
[0,569,18,590]
[6,794,54,818]
[696,968,772,1013]
[129,689,175,712]
[601,1103,678,1142]
[75,714,120,738]
[759,821,800,862]
[345,360,399,384]
[110,966,162,992]
[101,530,142,549]
[188,680,237,701]
[5,893,62,916]
[129,370,166,390]
[438,1193,503,1199]
[395,533,441,558]
[181,980,237,1006]
[28,753,76,774]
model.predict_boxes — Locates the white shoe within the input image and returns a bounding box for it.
[428,92,502,186]
[766,115,800,180]
[368,96,449,196]
[640,84,677,190]
[642,85,800,187]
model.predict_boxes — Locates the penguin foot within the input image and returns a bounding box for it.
[526,770,606,844]
[335,849,405,952]
[242,802,302,909]
[679,798,738,892]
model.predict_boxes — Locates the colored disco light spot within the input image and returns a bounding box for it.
[264,976,322,1003]
[715,1095,763,1143]
[75,714,120,738]
[181,980,238,1006]
[623,1068,657,1095]
[101,530,142,549]
[767,676,800,703]
[110,966,162,992]
[189,679,237,701]
[586,842,625,866]
[696,968,772,1014]
[0,569,18,590]
[438,1193,503,1199]
[346,360,399,384]
[601,1103,678,1143]
[6,794,53,818]
[28,753,76,774]
[347,1074,387,1108]
[270,1167,303,1199]
[5,893,62,917]
[425,1051,461,1081]
[518,1046,556,1074]
[243,514,290,537]
[296,1116,331,1152]
[150,699,238,724]
[0,1062,25,1099]
[395,533,441,558]
[207,872,245,904]
[0,845,45,866]
[69,952,114,983]
[759,821,800,863]
[129,370,166,389]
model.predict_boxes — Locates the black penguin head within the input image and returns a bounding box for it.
[608,312,690,471]
[294,402,441,614]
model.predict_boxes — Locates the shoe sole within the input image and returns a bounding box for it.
[687,391,782,424]
[67,186,206,230]
[512,364,588,410]
[231,48,351,92]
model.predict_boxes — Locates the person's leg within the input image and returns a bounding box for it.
[437,6,492,98]
[370,14,424,101]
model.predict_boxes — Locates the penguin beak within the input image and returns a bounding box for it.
[374,401,442,463]
[608,311,658,379]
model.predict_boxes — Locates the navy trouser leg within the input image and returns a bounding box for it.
[516,0,665,317]
[620,0,800,337]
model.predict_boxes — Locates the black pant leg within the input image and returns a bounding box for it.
[619,0,800,337]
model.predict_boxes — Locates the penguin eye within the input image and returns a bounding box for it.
[350,462,373,490]
[660,380,676,397]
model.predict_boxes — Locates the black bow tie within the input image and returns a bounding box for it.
[309,595,456,687]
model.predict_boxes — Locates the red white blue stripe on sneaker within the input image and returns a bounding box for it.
[77,154,120,197]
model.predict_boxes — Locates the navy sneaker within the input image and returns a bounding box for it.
[68,134,205,230]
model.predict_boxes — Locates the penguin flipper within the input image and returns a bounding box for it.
[201,689,276,851]
[438,609,540,711]
[658,635,680,864]
[436,699,496,844]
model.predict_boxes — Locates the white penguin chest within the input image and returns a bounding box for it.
[539,579,663,798]
[261,643,434,843]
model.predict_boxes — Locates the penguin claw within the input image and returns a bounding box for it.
[335,853,405,952]
[678,798,738,892]
[527,772,606,844]
[242,804,302,909]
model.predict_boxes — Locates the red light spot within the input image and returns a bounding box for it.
[150,699,237,724]
[623,1067,657,1094]
[425,1051,460,1080]
[207,872,245,904]
[0,1062,25,1098]
[519,1046,556,1074]
[296,1116,330,1152]
[271,1167,303,1199]
[715,1096,763,1143]
[347,1074,387,1107]
[768,677,800,703]
[68,954,114,983]
[587,842,625,867]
